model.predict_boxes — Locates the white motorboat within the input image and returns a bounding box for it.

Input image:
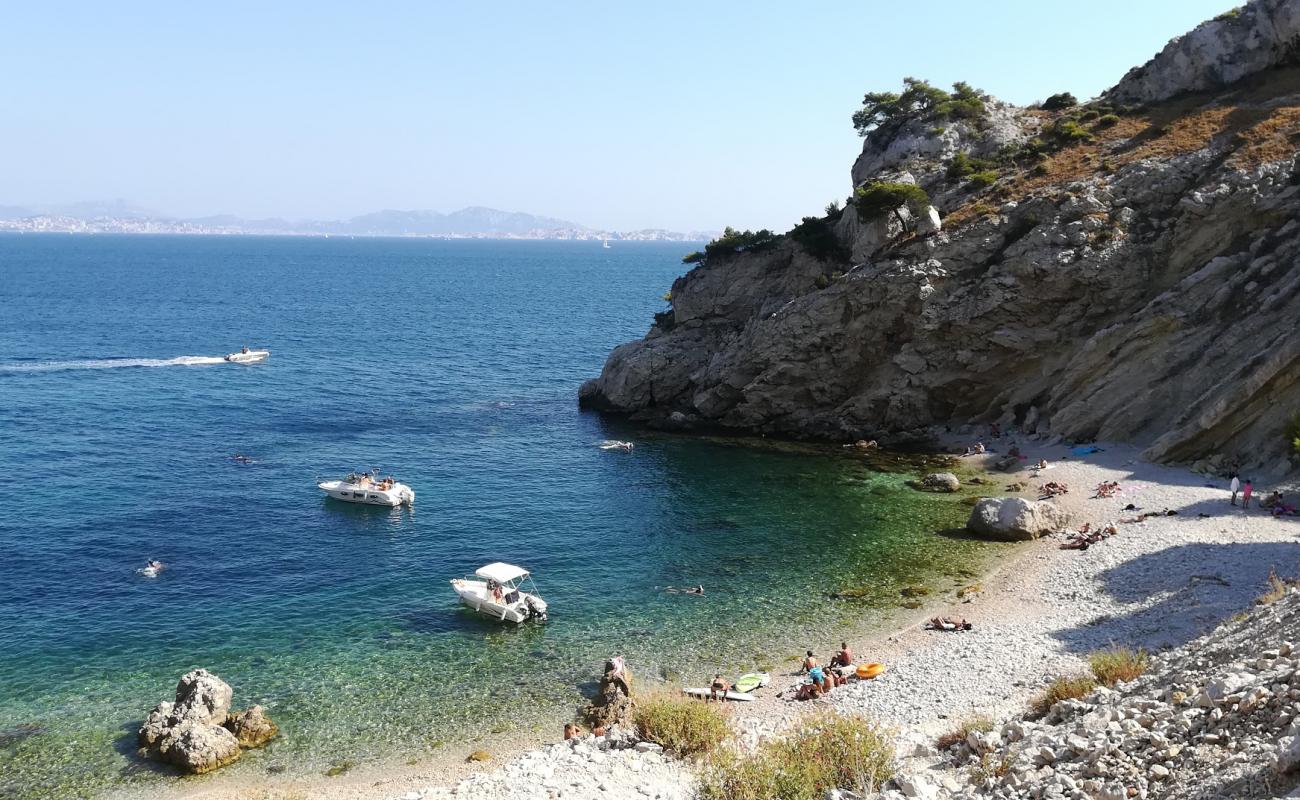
[450,562,548,623]
[225,347,269,364]
[318,470,415,506]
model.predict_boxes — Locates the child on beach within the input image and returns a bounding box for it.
[1242,479,1254,508]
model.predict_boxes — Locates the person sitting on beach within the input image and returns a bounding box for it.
[794,680,821,701]
[1262,491,1283,509]
[808,664,830,693]
[830,642,853,669]
[709,673,731,702]
[563,723,581,740]
[1033,459,1049,470]
[802,651,817,673]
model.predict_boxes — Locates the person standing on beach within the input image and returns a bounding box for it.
[1230,473,1240,506]
[1241,479,1254,509]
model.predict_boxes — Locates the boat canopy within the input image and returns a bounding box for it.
[475,562,529,584]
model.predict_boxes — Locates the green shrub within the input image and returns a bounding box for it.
[1041,92,1078,111]
[1215,7,1242,21]
[1097,114,1121,128]
[1079,109,1101,121]
[947,151,996,180]
[1088,647,1149,686]
[1031,163,1050,176]
[967,170,999,189]
[1287,412,1300,455]
[855,182,930,224]
[936,716,994,750]
[683,226,780,266]
[632,692,730,757]
[1029,676,1096,718]
[825,199,843,217]
[790,216,848,263]
[1049,119,1093,145]
[698,714,894,800]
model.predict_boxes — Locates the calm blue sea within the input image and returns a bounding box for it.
[0,234,995,798]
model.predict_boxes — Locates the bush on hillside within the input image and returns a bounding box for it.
[698,714,894,800]
[1287,412,1300,456]
[967,170,999,189]
[1029,675,1097,718]
[854,182,931,225]
[682,226,780,266]
[632,692,729,757]
[1042,92,1078,111]
[936,715,995,750]
[1097,113,1121,128]
[1088,647,1149,686]
[789,216,848,263]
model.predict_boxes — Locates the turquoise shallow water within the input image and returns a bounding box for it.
[0,235,999,798]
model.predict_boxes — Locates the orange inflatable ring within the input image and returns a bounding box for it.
[856,663,887,680]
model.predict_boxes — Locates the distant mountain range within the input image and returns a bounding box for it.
[0,202,713,241]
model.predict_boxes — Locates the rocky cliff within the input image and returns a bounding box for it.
[580,0,1300,473]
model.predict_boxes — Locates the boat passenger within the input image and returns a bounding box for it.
[709,673,731,702]
[241,346,249,354]
[490,580,504,603]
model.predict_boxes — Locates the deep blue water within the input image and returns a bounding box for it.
[0,235,993,798]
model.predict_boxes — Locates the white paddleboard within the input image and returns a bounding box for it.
[682,687,755,702]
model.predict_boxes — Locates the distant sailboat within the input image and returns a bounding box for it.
[602,239,611,249]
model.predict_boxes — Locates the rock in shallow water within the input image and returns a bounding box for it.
[137,668,276,774]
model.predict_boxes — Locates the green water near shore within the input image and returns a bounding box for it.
[2,438,1004,799]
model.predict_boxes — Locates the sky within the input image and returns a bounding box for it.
[0,1,1238,232]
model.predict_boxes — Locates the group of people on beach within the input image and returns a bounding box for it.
[1229,474,1296,515]
[792,643,853,701]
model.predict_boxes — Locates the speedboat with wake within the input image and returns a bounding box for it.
[450,562,548,623]
[318,470,415,506]
[225,346,269,364]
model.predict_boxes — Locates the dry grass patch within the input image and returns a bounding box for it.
[1089,647,1149,686]
[936,715,994,750]
[1028,676,1096,719]
[632,690,729,757]
[1256,568,1300,606]
[698,713,893,800]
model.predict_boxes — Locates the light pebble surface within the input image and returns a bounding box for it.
[133,441,1300,800]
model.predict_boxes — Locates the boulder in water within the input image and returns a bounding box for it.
[582,657,634,730]
[223,705,278,748]
[920,472,961,492]
[138,669,275,774]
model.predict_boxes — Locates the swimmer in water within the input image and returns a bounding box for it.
[139,559,164,577]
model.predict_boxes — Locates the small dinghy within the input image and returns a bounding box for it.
[318,470,415,506]
[598,440,634,452]
[224,347,269,364]
[450,562,548,623]
[683,687,756,702]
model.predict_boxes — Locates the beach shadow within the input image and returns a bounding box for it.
[1051,541,1300,654]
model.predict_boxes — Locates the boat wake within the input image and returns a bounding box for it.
[0,356,229,374]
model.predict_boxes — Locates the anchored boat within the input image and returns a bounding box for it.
[318,470,415,506]
[450,562,548,623]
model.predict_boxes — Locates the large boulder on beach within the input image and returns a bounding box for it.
[966,497,1070,541]
[138,669,274,774]
[582,658,634,730]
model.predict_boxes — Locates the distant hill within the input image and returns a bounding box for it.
[0,203,710,241]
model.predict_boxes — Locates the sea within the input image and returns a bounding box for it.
[0,234,1002,798]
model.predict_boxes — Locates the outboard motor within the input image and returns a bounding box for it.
[525,594,548,621]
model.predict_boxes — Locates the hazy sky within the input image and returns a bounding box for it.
[2,1,1235,231]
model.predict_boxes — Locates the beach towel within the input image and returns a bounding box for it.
[1071,446,1102,457]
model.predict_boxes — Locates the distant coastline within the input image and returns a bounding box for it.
[0,203,715,241]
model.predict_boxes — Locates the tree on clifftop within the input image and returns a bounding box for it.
[852,78,988,136]
[854,182,931,230]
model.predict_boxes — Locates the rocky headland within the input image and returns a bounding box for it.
[580,0,1300,477]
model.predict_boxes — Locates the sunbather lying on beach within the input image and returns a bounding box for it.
[1040,481,1069,498]
[926,617,972,631]
[1093,481,1121,498]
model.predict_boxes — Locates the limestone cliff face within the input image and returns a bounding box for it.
[580,0,1300,473]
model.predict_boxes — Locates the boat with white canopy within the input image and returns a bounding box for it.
[450,562,548,623]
